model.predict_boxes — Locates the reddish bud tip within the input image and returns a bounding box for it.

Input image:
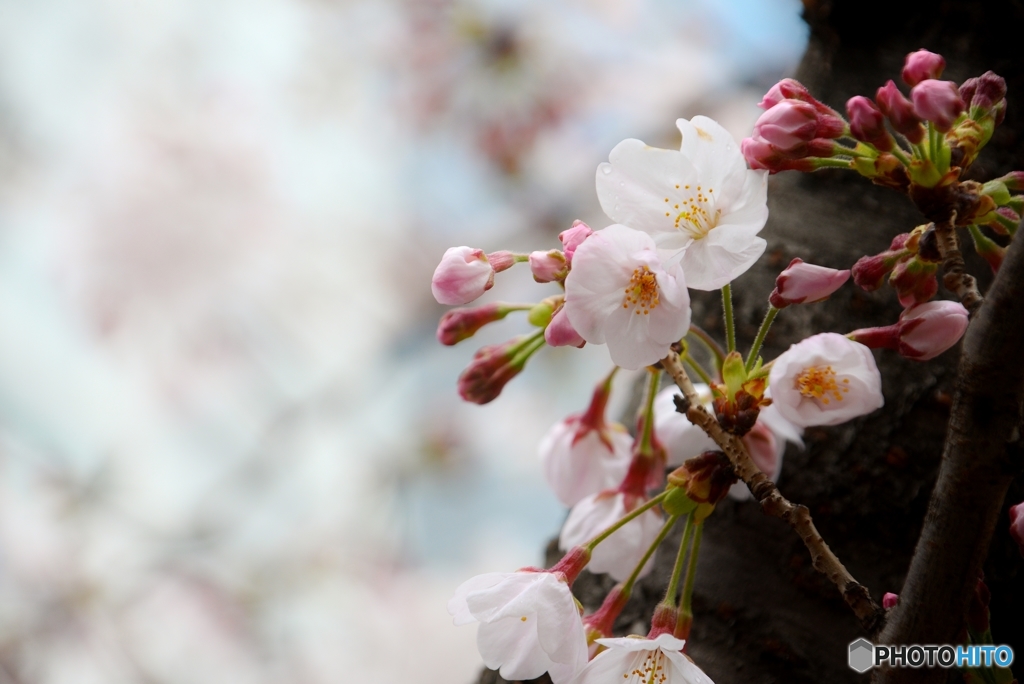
[902,49,946,87]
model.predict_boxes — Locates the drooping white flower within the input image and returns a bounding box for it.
[653,384,717,466]
[558,492,663,582]
[570,633,715,684]
[448,570,588,684]
[595,116,769,291]
[540,418,632,508]
[768,332,884,427]
[563,224,690,370]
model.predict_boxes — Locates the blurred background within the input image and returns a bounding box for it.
[0,1,806,681]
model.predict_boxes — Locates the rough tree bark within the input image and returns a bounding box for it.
[476,2,1024,683]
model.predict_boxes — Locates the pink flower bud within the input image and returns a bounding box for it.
[902,49,946,87]
[769,258,850,308]
[882,592,899,610]
[437,303,512,345]
[559,220,593,263]
[752,100,819,151]
[897,301,969,360]
[431,246,495,305]
[889,256,939,308]
[545,306,585,348]
[849,300,969,361]
[876,81,925,144]
[529,250,567,283]
[961,71,1007,113]
[1010,503,1024,558]
[759,78,813,110]
[457,335,541,404]
[851,235,911,291]
[740,135,779,170]
[485,250,517,272]
[911,80,965,133]
[846,96,894,151]
[999,171,1024,192]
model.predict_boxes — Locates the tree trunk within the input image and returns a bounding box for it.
[477,1,1024,682]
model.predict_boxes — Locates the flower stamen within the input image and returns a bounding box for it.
[795,365,850,405]
[622,266,661,315]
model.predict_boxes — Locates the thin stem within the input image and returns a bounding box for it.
[684,355,714,386]
[888,144,912,167]
[680,522,704,613]
[663,514,695,607]
[584,490,669,552]
[813,157,856,169]
[686,325,726,371]
[623,514,680,594]
[745,305,779,372]
[721,284,736,353]
[638,368,661,451]
[509,329,547,367]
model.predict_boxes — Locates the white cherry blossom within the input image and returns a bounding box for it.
[595,116,769,291]
[570,633,716,684]
[448,570,588,684]
[540,418,633,507]
[558,492,663,582]
[768,333,884,427]
[563,224,690,370]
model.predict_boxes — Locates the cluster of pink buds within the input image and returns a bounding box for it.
[852,225,942,307]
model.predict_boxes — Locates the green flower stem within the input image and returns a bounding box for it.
[662,514,695,607]
[638,368,661,452]
[622,514,680,595]
[509,329,547,367]
[721,284,736,354]
[684,355,714,387]
[814,157,856,169]
[686,325,726,371]
[584,490,670,552]
[745,305,780,372]
[889,144,912,167]
[680,521,704,614]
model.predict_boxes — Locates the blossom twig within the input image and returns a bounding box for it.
[660,352,885,631]
[933,213,984,314]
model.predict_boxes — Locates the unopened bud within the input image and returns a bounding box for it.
[890,256,939,308]
[882,592,900,610]
[529,250,567,283]
[962,71,1007,115]
[559,221,593,264]
[910,80,965,133]
[902,49,945,87]
[769,258,850,308]
[758,78,814,109]
[851,234,912,291]
[457,334,544,404]
[876,80,925,143]
[849,300,969,361]
[545,306,586,348]
[431,246,496,305]
[847,96,894,151]
[437,303,515,345]
[752,100,819,152]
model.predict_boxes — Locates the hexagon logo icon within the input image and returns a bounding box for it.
[849,638,874,673]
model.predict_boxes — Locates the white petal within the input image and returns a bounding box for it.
[478,617,552,681]
[663,649,718,684]
[597,140,700,237]
[597,633,687,652]
[677,116,746,187]
[677,233,767,291]
[448,572,507,625]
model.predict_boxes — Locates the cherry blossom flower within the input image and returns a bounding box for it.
[594,117,768,291]
[654,385,716,466]
[558,491,663,581]
[768,333,884,427]
[570,634,715,684]
[540,379,633,507]
[448,570,588,684]
[563,224,690,370]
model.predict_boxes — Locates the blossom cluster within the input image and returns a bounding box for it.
[428,46,1017,684]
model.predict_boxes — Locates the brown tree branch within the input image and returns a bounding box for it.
[660,353,885,632]
[873,225,1024,684]
[933,212,984,314]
